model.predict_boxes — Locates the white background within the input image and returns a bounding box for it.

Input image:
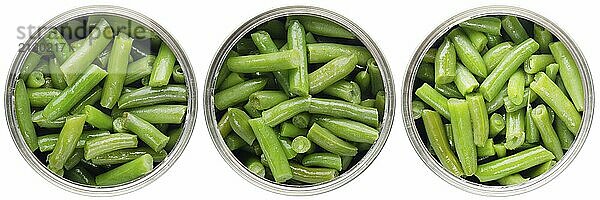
[0,0,597,199]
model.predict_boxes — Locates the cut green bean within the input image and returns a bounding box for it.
[459,17,502,35]
[279,137,297,159]
[367,58,384,95]
[26,71,45,88]
[483,42,513,72]
[249,91,289,110]
[291,136,312,153]
[227,50,301,73]
[118,84,187,109]
[489,113,505,138]
[322,80,361,104]
[20,52,42,81]
[507,69,526,105]
[524,55,555,74]
[454,63,479,96]
[477,139,495,158]
[308,54,357,94]
[502,16,528,44]
[84,133,138,160]
[228,108,256,145]
[149,42,176,87]
[101,33,133,108]
[531,105,563,160]
[423,48,437,63]
[48,114,86,174]
[171,65,185,84]
[545,63,559,82]
[466,93,489,147]
[289,162,338,184]
[525,160,556,178]
[91,147,167,165]
[534,24,553,53]
[416,63,435,83]
[244,156,266,177]
[549,41,584,112]
[505,108,526,150]
[287,20,310,96]
[448,99,477,175]
[412,100,425,120]
[218,73,246,91]
[307,123,357,156]
[554,118,574,150]
[302,153,342,171]
[292,16,355,39]
[248,118,292,183]
[447,28,487,78]
[354,70,370,95]
[38,130,110,152]
[415,83,450,120]
[494,144,507,158]
[463,28,488,52]
[15,80,38,151]
[475,146,555,182]
[422,110,464,176]
[486,33,503,48]
[123,112,170,152]
[497,174,529,185]
[486,86,507,114]
[64,165,96,185]
[95,154,153,186]
[214,79,266,110]
[261,97,310,127]
[434,38,456,84]
[27,88,61,108]
[524,104,540,144]
[309,98,379,128]
[435,83,463,98]
[280,122,307,138]
[314,115,378,144]
[125,105,187,124]
[530,72,581,134]
[124,55,155,86]
[306,43,372,67]
[83,105,113,130]
[292,112,311,129]
[48,58,67,89]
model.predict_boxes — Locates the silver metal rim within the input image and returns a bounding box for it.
[402,5,594,196]
[5,5,197,197]
[204,5,395,196]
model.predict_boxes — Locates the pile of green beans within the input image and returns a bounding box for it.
[14,16,188,186]
[414,15,583,185]
[214,16,385,184]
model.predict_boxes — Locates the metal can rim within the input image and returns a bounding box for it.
[401,5,594,197]
[4,5,198,197]
[204,5,396,196]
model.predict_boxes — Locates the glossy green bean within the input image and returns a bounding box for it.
[100,33,133,108]
[525,160,556,179]
[486,33,504,49]
[48,114,86,174]
[243,102,262,118]
[423,48,437,63]
[367,58,384,95]
[545,63,559,82]
[322,80,361,104]
[92,147,167,165]
[475,146,555,182]
[534,24,553,53]
[214,79,266,110]
[422,110,464,176]
[27,88,61,107]
[497,174,529,185]
[489,113,505,138]
[531,105,563,160]
[524,55,555,74]
[84,133,138,160]
[503,88,537,113]
[217,111,232,138]
[149,42,176,87]
[444,124,454,150]
[279,137,297,159]
[480,38,539,101]
[125,105,187,124]
[454,63,479,95]
[554,118,574,150]
[15,79,38,151]
[225,133,246,151]
[20,52,42,81]
[434,38,456,84]
[530,72,581,134]
[412,100,425,120]
[95,154,154,186]
[447,28,487,78]
[505,108,526,150]
[61,19,112,85]
[227,50,301,73]
[459,17,502,35]
[494,143,507,158]
[124,55,155,86]
[26,71,45,88]
[289,162,338,184]
[38,130,110,152]
[302,153,342,171]
[218,73,246,91]
[466,93,489,147]
[448,99,477,175]
[228,108,256,145]
[354,70,370,95]
[309,98,379,128]
[307,123,357,156]
[43,64,107,121]
[123,112,170,151]
[291,136,312,153]
[69,87,102,115]
[416,63,435,83]
[287,20,310,96]
[261,96,310,127]
[477,138,496,158]
[549,41,584,112]
[507,69,526,105]
[292,112,311,128]
[415,83,450,120]
[46,58,67,89]
[280,122,307,138]
[64,165,96,185]
[83,105,113,130]
[249,91,289,110]
[308,54,357,94]
[434,83,463,98]
[248,118,292,183]
[292,16,355,39]
[44,29,73,63]
[463,28,488,52]
[502,16,528,44]
[118,85,187,109]
[244,156,266,177]
[486,85,507,114]
[483,42,513,72]
[314,115,378,144]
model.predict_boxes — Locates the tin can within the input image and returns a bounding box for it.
[204,5,395,196]
[402,5,594,196]
[5,5,197,196]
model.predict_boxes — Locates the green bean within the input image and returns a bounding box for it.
[354,70,371,95]
[287,20,310,96]
[480,38,539,101]
[505,108,526,150]
[64,165,96,185]
[123,112,170,152]
[84,133,138,160]
[549,41,584,112]
[454,63,479,96]
[507,69,526,105]
[171,65,185,84]
[227,50,301,73]
[292,16,355,39]
[256,20,286,39]
[459,17,502,35]
[252,30,292,96]
[217,111,232,138]
[477,139,496,158]
[26,71,45,88]
[308,54,357,94]
[555,75,569,97]
[545,63,559,82]
[225,133,246,151]
[434,38,456,84]
[123,105,187,125]
[163,127,183,152]
[15,80,38,151]
[279,137,297,159]
[95,154,154,186]
[448,99,477,175]
[307,123,357,156]
[447,28,487,78]
[554,118,574,150]
[218,73,246,91]
[486,86,507,114]
[524,160,556,178]
[21,52,42,81]
[416,62,435,83]
[214,79,266,110]
[423,48,437,63]
[261,97,310,127]
[444,124,454,150]
[27,88,61,107]
[43,29,73,63]
[292,112,311,128]
[322,80,361,104]
[87,15,156,39]
[475,146,555,182]
[43,64,107,121]
[486,33,504,49]
[38,130,110,152]
[497,174,529,185]
[216,51,237,89]
[149,42,176,87]
[530,72,581,134]
[248,118,292,183]
[243,156,266,177]
[367,58,385,95]
[483,42,513,72]
[83,105,113,130]
[465,93,489,147]
[47,114,86,174]
[494,144,507,158]
[463,28,488,52]
[47,58,67,89]
[291,136,313,153]
[422,110,464,176]
[434,83,463,98]
[92,147,167,165]
[243,102,262,118]
[227,108,256,145]
[489,113,505,138]
[502,16,528,44]
[123,55,155,86]
[524,55,555,74]
[297,43,371,65]
[69,87,102,115]
[280,122,307,138]
[248,91,289,110]
[100,33,133,108]
[289,162,338,184]
[309,98,379,128]
[61,19,112,85]
[302,153,342,171]
[360,99,375,108]
[415,83,450,120]
[314,115,378,144]
[533,24,553,53]
[118,85,187,110]
[503,88,537,113]
[523,105,540,144]
[412,100,425,120]
[531,105,563,160]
